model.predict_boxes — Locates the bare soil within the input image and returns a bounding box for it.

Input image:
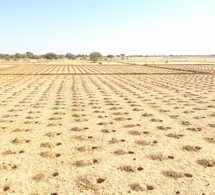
[0,59,215,194]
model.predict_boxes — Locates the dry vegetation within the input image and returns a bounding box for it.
[0,57,215,194]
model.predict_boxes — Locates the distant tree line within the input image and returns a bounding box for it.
[0,52,90,60]
[1,52,160,62]
[0,52,125,62]
[0,52,105,61]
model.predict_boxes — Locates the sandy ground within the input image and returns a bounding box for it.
[0,60,215,194]
[124,56,215,65]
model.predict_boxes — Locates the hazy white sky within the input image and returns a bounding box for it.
[1,0,215,55]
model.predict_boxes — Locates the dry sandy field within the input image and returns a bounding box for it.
[0,59,215,194]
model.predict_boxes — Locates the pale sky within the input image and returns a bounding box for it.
[1,0,215,55]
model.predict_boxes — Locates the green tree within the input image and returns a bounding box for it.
[26,52,34,59]
[15,53,23,59]
[107,54,114,59]
[5,55,14,60]
[65,53,76,60]
[89,52,102,62]
[44,53,58,60]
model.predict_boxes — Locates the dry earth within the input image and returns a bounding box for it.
[0,60,215,194]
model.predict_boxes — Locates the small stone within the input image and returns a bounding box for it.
[97,178,106,183]
[184,173,193,178]
[137,167,143,171]
[4,186,10,191]
[53,172,59,177]
[93,159,98,163]
[147,185,154,190]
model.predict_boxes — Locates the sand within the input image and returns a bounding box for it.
[0,59,215,194]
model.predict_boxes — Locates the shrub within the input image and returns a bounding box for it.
[89,52,102,62]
